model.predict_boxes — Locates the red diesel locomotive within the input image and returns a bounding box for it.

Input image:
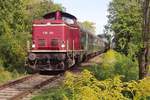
[26,11,105,72]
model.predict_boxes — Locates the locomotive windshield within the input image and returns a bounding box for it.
[43,11,77,24]
[45,16,75,24]
[62,17,75,24]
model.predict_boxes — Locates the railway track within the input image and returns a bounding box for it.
[0,73,61,100]
[0,53,103,100]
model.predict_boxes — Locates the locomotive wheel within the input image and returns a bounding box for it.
[75,55,81,64]
[65,58,75,69]
[25,66,37,74]
[82,54,88,62]
[59,61,65,70]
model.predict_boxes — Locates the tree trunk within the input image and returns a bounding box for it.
[138,0,150,79]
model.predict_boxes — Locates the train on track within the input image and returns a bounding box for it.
[25,11,106,72]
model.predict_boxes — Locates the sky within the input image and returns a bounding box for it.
[53,0,111,35]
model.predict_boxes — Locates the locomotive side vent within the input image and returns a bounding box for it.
[38,39,45,46]
[51,39,59,46]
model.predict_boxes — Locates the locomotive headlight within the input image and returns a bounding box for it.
[32,44,35,48]
[61,44,65,48]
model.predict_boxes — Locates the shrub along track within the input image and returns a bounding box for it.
[0,73,62,100]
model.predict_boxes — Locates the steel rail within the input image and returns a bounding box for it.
[0,74,61,100]
[9,75,60,100]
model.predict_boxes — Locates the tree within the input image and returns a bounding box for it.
[27,0,64,19]
[138,0,150,79]
[0,0,29,34]
[79,21,96,34]
[105,0,142,56]
[106,0,150,79]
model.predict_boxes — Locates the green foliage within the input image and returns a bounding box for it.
[27,0,64,20]
[87,50,138,81]
[0,56,11,83]
[0,0,29,34]
[32,87,66,100]
[79,21,96,33]
[32,70,150,100]
[0,64,21,84]
[0,33,27,72]
[105,0,142,56]
[0,0,30,72]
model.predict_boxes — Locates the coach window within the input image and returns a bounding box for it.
[62,17,74,25]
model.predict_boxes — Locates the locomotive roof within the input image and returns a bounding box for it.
[43,11,77,20]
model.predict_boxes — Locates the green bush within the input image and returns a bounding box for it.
[0,40,24,84]
[0,67,12,83]
[32,87,66,100]
[0,33,27,73]
[32,70,150,100]
[87,50,138,81]
[0,59,20,84]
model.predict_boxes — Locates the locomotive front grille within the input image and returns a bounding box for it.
[51,39,59,46]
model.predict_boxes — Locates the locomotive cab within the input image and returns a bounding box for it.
[32,11,77,51]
